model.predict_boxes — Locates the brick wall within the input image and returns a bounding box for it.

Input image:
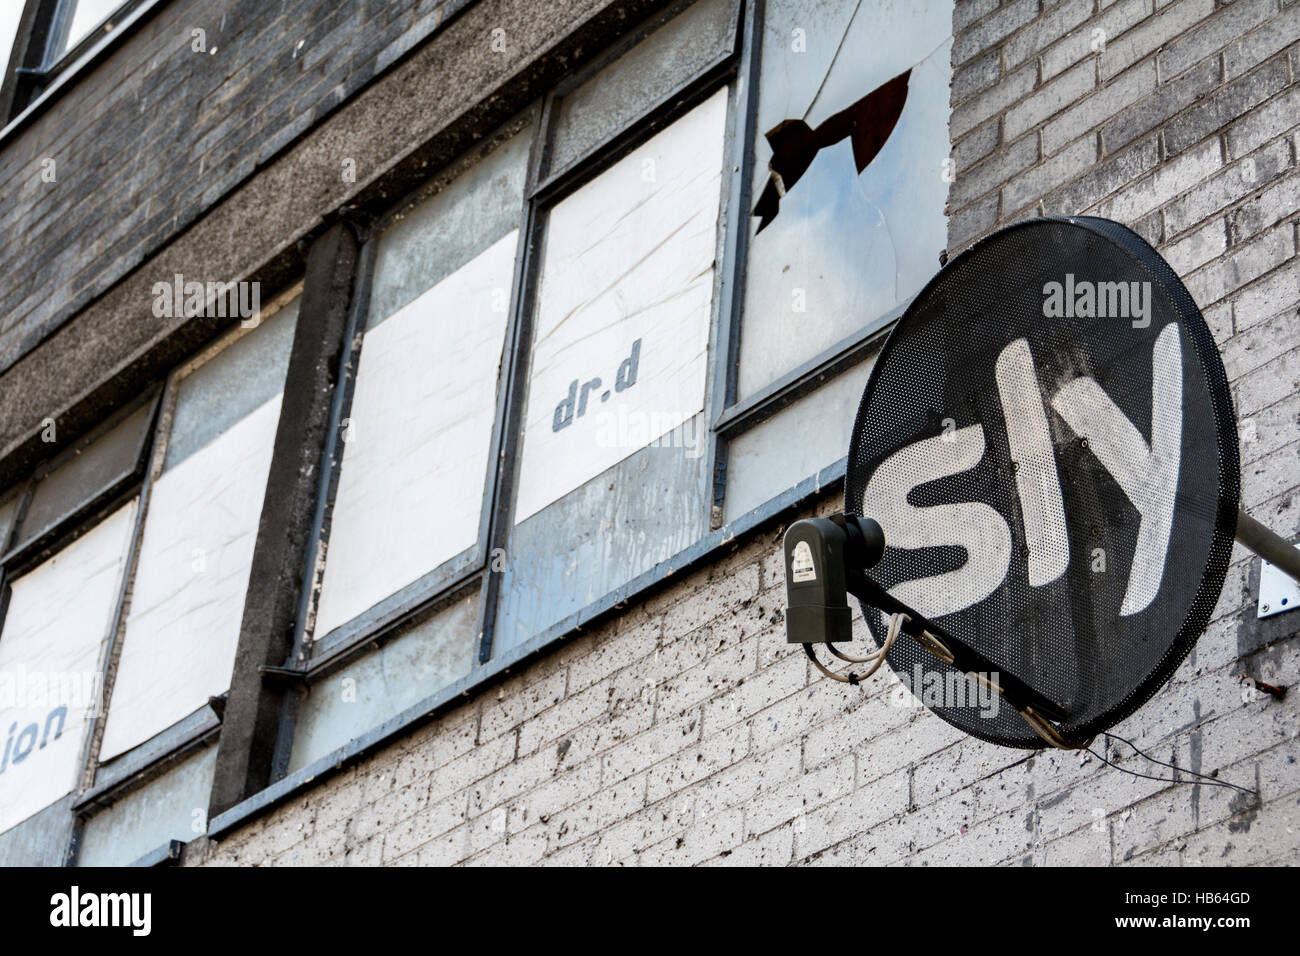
[177,0,1300,866]
[0,0,457,371]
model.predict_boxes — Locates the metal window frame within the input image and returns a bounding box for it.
[2,0,952,861]
[474,0,747,666]
[51,282,304,866]
[0,0,150,127]
[233,0,903,819]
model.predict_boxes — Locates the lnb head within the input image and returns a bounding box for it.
[783,514,884,644]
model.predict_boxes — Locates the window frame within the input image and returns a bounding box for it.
[2,0,957,859]
[266,0,748,770]
[0,0,155,132]
[216,0,946,835]
[0,282,305,865]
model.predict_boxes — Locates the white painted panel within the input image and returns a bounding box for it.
[0,502,136,835]
[99,396,282,760]
[313,231,518,637]
[514,89,727,522]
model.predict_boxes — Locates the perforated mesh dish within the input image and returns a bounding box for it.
[844,217,1239,748]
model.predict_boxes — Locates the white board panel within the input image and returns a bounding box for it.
[513,89,727,522]
[98,396,281,760]
[0,501,137,835]
[313,230,518,637]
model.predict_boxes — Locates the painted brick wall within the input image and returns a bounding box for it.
[184,0,1300,866]
[0,0,456,371]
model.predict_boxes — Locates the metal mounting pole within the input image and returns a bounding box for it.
[1236,509,1300,584]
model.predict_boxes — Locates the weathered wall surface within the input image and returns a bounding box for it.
[183,0,1300,867]
[0,0,664,489]
[0,0,450,369]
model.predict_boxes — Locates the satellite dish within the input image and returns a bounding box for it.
[785,216,1298,750]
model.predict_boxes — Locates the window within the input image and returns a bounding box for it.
[50,0,124,61]
[717,0,953,521]
[310,130,528,644]
[240,0,951,800]
[0,286,298,865]
[0,5,21,87]
[98,298,296,760]
[277,0,742,776]
[3,0,959,857]
[0,503,136,841]
[0,397,153,865]
[1,0,135,121]
[495,88,729,652]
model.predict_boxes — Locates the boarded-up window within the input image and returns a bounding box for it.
[312,129,528,641]
[98,302,295,760]
[0,501,136,834]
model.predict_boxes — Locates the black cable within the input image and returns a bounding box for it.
[1087,731,1257,798]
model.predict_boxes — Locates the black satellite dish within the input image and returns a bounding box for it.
[784,216,1299,750]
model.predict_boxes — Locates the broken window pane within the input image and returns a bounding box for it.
[98,305,296,761]
[546,0,736,179]
[494,90,728,653]
[313,130,528,641]
[0,501,137,837]
[724,358,875,522]
[76,743,216,866]
[737,0,952,398]
[288,588,479,773]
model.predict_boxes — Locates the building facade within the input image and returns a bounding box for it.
[0,0,1295,866]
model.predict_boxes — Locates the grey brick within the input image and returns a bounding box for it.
[1160,215,1227,274]
[1093,136,1223,222]
[1046,134,1160,215]
[1004,0,1096,70]
[1155,0,1278,80]
[1042,58,1156,155]
[1164,137,1293,236]
[1005,57,1098,141]
[1098,55,1219,152]
[1003,133,1098,213]
[950,132,1040,208]
[1226,84,1300,159]
[951,116,1002,171]
[951,61,1039,140]
[1165,56,1291,156]
[952,0,1041,66]
[1098,0,1215,80]
[1226,4,1300,78]
[954,0,1001,34]
[1042,0,1153,80]
[1231,169,1300,241]
[948,190,1000,249]
[1185,221,1295,310]
[952,47,1002,107]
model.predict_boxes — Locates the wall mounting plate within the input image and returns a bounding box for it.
[1258,543,1300,618]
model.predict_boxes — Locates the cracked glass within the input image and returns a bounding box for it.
[737,0,953,399]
